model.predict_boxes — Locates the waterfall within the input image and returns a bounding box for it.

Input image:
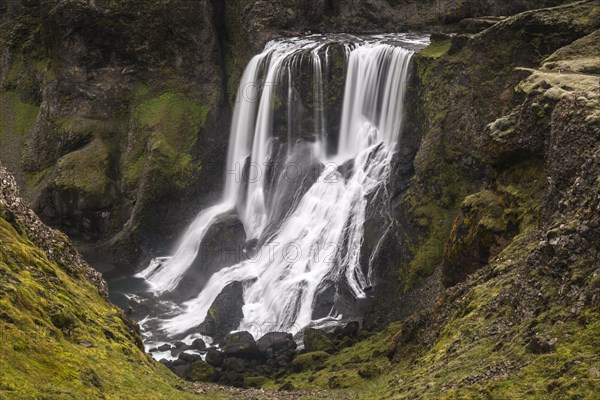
[136,34,428,343]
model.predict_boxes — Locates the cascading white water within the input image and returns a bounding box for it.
[137,34,428,344]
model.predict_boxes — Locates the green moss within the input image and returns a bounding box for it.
[24,166,52,190]
[402,160,472,290]
[243,376,271,388]
[292,351,331,372]
[53,139,111,195]
[419,40,451,59]
[496,158,544,229]
[184,361,215,382]
[122,92,208,191]
[0,92,39,138]
[543,30,600,74]
[123,153,146,187]
[6,55,24,86]
[516,69,598,98]
[280,324,399,395]
[303,328,335,353]
[282,228,600,399]
[135,92,209,150]
[0,216,214,399]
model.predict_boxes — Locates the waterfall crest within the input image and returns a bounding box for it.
[136,33,428,344]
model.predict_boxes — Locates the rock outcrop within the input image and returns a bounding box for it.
[366,0,600,327]
[1,0,225,274]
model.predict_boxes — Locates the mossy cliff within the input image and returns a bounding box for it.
[233,2,599,398]
[0,0,225,273]
[0,165,217,399]
[366,0,600,325]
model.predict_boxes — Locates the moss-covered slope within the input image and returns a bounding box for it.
[0,165,210,399]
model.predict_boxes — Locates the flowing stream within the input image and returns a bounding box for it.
[123,33,428,353]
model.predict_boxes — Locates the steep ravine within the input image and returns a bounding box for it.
[1,0,599,399]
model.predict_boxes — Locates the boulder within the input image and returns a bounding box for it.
[222,357,248,373]
[158,359,171,367]
[303,328,334,353]
[178,352,202,363]
[198,281,245,341]
[174,212,247,301]
[222,331,259,358]
[157,343,172,352]
[256,332,296,358]
[170,341,190,357]
[205,349,224,367]
[183,360,215,382]
[191,338,206,350]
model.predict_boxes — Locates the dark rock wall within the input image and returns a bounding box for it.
[1,0,226,273]
[365,0,600,327]
[0,0,578,276]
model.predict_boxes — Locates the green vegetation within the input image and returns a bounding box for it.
[0,216,207,399]
[268,228,600,399]
[0,92,39,139]
[122,92,208,191]
[135,92,209,150]
[264,324,399,393]
[53,139,111,195]
[419,40,451,59]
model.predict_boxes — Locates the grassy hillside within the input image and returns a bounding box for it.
[0,165,209,399]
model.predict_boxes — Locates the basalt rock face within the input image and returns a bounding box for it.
[221,0,571,59]
[198,281,245,342]
[0,0,226,275]
[0,0,575,276]
[365,0,600,328]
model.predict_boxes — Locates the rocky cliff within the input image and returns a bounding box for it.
[1,0,598,398]
[254,1,599,398]
[0,0,572,275]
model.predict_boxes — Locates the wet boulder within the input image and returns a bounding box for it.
[157,343,172,352]
[174,212,247,302]
[191,338,206,350]
[198,281,245,341]
[205,349,224,367]
[178,352,202,363]
[222,356,248,373]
